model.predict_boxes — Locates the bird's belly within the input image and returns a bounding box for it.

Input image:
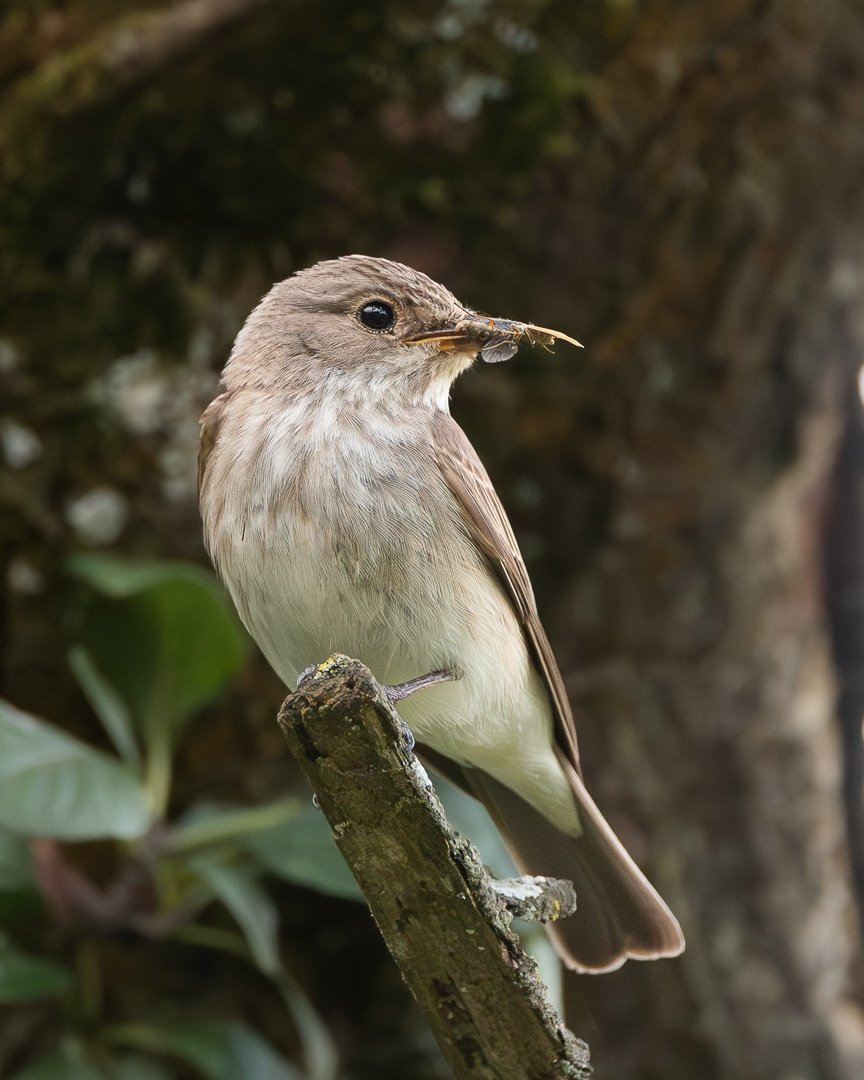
[233,506,526,722]
[210,451,574,829]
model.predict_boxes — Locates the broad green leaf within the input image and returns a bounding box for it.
[67,554,248,739]
[69,645,140,765]
[148,1021,300,1080]
[191,857,281,975]
[68,554,221,598]
[0,699,151,840]
[167,799,300,856]
[244,801,362,902]
[0,944,72,1002]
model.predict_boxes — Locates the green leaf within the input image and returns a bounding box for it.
[0,699,151,840]
[243,801,362,902]
[0,944,72,1002]
[69,645,140,765]
[67,554,248,738]
[68,554,221,599]
[67,554,249,818]
[167,799,300,856]
[191,857,281,976]
[149,1021,300,1080]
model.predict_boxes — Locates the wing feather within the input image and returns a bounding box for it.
[431,410,582,775]
[198,392,229,497]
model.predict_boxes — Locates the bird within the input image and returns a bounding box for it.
[198,254,685,973]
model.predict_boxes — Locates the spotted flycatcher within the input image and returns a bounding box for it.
[199,255,684,972]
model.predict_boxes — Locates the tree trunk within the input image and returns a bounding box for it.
[490,5,864,1075]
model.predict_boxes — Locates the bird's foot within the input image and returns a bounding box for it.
[297,664,318,687]
[383,668,458,703]
[398,720,415,752]
[383,668,458,753]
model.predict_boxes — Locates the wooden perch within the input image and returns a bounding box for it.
[278,655,592,1080]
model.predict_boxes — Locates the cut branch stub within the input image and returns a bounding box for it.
[277,654,591,1080]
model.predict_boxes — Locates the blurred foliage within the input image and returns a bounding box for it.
[67,554,249,816]
[0,554,542,1077]
[0,556,350,1078]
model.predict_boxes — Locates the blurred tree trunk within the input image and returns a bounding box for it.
[508,6,864,1076]
[452,3,864,1075]
[3,1,864,1078]
[826,378,864,929]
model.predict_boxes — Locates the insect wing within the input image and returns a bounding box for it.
[523,327,557,351]
[480,336,520,363]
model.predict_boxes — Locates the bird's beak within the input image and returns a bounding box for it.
[404,314,526,364]
[404,314,582,364]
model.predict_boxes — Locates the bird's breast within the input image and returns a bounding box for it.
[206,395,502,680]
[202,391,565,819]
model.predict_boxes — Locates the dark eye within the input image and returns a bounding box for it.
[358,300,396,331]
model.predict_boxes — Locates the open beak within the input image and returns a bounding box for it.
[404,314,582,364]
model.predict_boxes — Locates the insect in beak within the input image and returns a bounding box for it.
[471,318,583,363]
[405,315,583,363]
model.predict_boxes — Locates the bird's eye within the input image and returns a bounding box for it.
[358,300,396,331]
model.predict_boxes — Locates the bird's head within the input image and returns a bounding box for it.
[223,254,579,408]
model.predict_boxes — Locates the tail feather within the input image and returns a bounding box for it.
[459,761,684,973]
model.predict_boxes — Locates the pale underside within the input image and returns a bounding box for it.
[201,386,579,832]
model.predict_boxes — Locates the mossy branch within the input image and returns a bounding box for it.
[278,655,591,1080]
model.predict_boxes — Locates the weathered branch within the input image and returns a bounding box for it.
[489,875,578,925]
[277,655,591,1080]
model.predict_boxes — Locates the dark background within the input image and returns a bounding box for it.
[3,1,864,1077]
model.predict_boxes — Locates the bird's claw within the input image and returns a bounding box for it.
[297,664,318,687]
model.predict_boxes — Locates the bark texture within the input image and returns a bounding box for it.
[278,656,591,1080]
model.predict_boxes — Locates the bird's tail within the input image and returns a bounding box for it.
[465,759,685,973]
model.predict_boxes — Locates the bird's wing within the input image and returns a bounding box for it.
[431,409,582,775]
[198,392,229,497]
